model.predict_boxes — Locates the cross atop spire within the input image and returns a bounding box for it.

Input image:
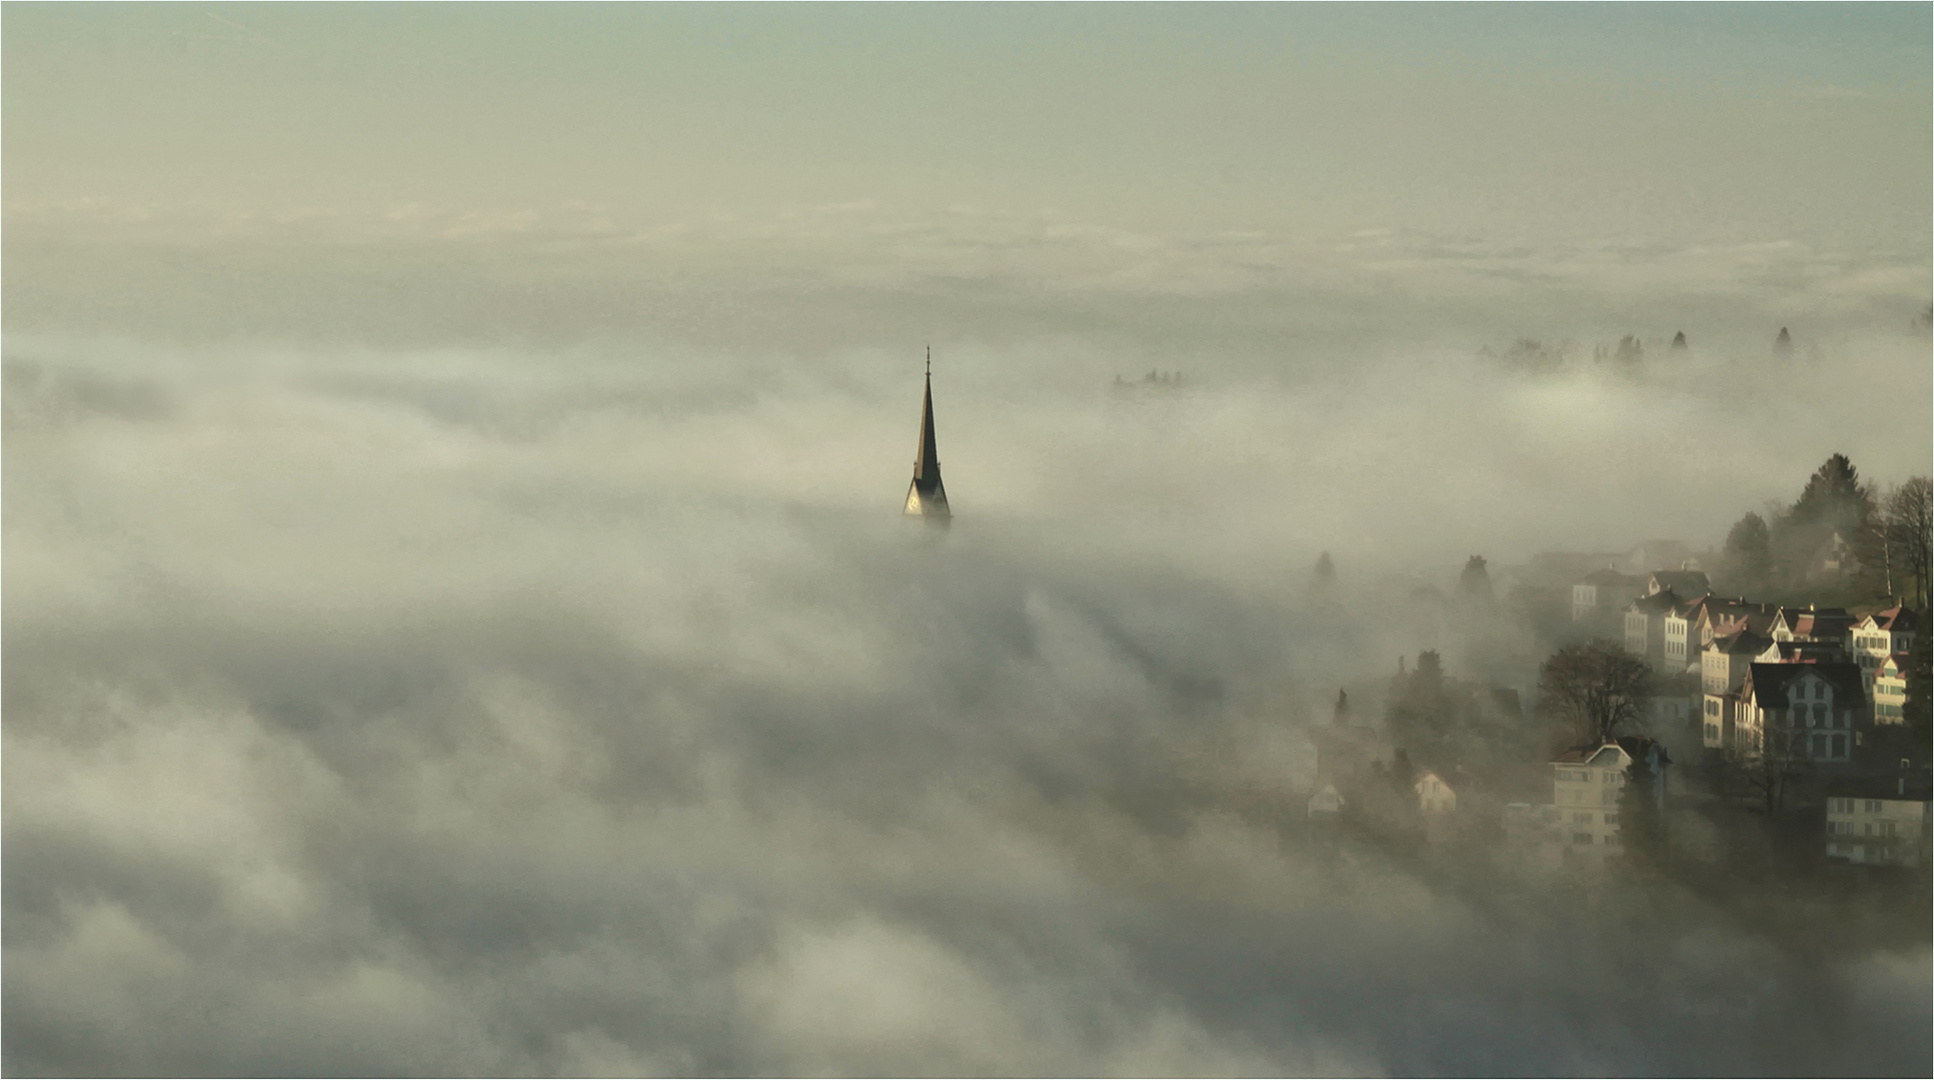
[904,348,951,524]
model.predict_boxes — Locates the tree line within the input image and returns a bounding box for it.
[1719,454,1932,610]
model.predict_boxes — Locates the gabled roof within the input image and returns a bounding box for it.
[1709,629,1773,657]
[1649,570,1711,598]
[1742,661,1866,708]
[1669,594,1719,622]
[1627,589,1681,615]
[1550,737,1670,768]
[1757,640,1846,664]
[1698,598,1779,636]
[1615,735,1671,766]
[1774,606,1854,640]
[1860,605,1921,633]
[1413,769,1453,791]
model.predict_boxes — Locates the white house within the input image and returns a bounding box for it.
[1852,606,1919,692]
[1308,783,1345,819]
[1414,770,1458,815]
[1701,630,1772,750]
[1624,589,1681,669]
[1826,776,1932,867]
[1663,595,1726,673]
[1736,661,1865,764]
[1873,654,1910,725]
[1550,737,1669,859]
[1768,606,1855,652]
[1573,568,1647,623]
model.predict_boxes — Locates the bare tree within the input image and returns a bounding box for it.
[1886,477,1932,611]
[1729,719,1805,816]
[1539,639,1652,744]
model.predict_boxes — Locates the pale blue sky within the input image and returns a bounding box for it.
[7,4,1928,236]
[4,3,1928,348]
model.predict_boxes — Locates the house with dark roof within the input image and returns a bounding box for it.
[1572,568,1646,624]
[1689,597,1780,647]
[1647,570,1711,600]
[1664,595,1722,673]
[1754,640,1847,665]
[1701,629,1773,750]
[1737,661,1866,765]
[1624,588,1681,669]
[1769,606,1855,653]
[1619,540,1693,576]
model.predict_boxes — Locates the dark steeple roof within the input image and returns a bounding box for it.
[904,347,951,523]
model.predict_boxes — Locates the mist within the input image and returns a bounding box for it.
[7,5,1933,1076]
[6,324,1930,1075]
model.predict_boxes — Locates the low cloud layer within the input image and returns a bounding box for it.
[5,202,1929,357]
[5,334,1929,1075]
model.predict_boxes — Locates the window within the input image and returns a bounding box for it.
[1604,813,1619,827]
[1573,812,1594,825]
[1572,832,1594,845]
[1880,821,1898,838]
[1813,704,1827,723]
[1866,800,1882,813]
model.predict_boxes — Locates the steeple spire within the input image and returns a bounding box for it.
[904,347,951,523]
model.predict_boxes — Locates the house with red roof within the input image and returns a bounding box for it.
[1852,605,1919,693]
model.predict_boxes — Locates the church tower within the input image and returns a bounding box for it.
[903,347,951,524]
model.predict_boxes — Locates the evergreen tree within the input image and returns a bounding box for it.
[1620,750,1666,868]
[1774,327,1794,355]
[1413,650,1444,694]
[1792,454,1869,529]
[1773,454,1874,589]
[1312,551,1336,587]
[1721,511,1772,593]
[1387,650,1452,755]
[1458,555,1494,602]
[1670,331,1688,350]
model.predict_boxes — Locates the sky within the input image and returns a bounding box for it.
[4,5,1932,1076]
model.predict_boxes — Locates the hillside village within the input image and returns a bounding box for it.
[1298,454,1933,883]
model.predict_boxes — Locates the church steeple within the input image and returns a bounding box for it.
[904,346,951,523]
